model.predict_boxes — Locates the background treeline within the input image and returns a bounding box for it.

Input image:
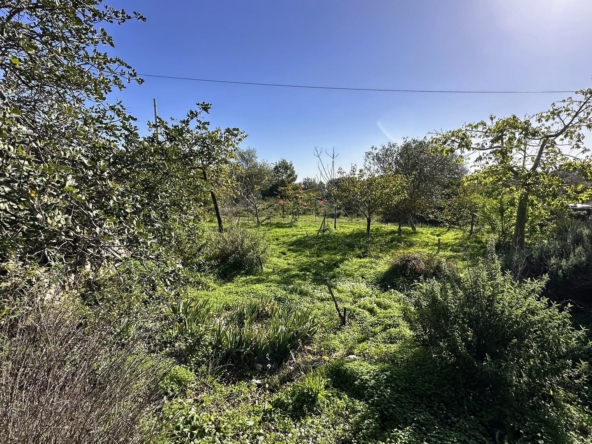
[3,1,592,443]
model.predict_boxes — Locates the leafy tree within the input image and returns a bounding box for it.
[266,159,297,216]
[281,183,308,223]
[268,159,297,196]
[366,139,466,233]
[235,148,274,226]
[156,105,246,233]
[440,178,482,235]
[337,164,405,247]
[300,177,322,192]
[0,0,145,268]
[118,107,234,268]
[435,90,592,249]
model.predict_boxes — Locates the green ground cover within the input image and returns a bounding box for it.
[162,217,492,443]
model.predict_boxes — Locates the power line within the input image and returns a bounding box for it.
[138,73,575,95]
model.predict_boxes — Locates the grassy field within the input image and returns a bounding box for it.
[197,215,483,300]
[163,216,489,443]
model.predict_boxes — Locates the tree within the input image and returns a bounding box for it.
[157,105,246,233]
[0,0,145,268]
[300,178,324,219]
[366,139,466,233]
[235,148,274,226]
[440,178,482,235]
[268,159,297,195]
[267,159,297,216]
[435,90,592,250]
[314,147,340,229]
[337,164,405,249]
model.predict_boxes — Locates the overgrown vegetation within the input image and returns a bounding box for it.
[2,1,592,442]
[412,252,591,442]
[204,225,270,279]
[166,297,317,373]
[0,278,167,443]
[504,218,592,306]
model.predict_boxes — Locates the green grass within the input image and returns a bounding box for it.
[161,216,489,442]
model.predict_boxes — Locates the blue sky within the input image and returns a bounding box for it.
[107,0,592,179]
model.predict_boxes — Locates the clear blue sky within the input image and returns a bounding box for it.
[107,0,592,179]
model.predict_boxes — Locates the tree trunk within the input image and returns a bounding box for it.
[202,169,224,233]
[334,206,337,230]
[210,190,224,233]
[366,217,372,241]
[410,218,417,232]
[512,190,529,251]
[317,212,327,235]
[255,205,261,227]
[398,220,402,237]
[469,214,474,236]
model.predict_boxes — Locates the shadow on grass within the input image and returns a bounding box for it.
[227,221,486,289]
[325,349,576,443]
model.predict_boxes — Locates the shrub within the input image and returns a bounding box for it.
[410,252,592,442]
[204,225,270,279]
[0,294,167,444]
[504,218,592,305]
[378,252,457,290]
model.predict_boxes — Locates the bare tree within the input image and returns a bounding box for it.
[235,148,274,226]
[314,147,340,229]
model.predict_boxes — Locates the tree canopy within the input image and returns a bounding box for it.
[435,89,592,249]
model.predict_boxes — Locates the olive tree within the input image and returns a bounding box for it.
[365,139,466,233]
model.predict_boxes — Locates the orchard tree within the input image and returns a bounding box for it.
[235,148,274,226]
[366,139,466,232]
[435,89,592,250]
[440,178,483,235]
[300,177,324,219]
[314,147,341,229]
[337,165,406,248]
[279,183,307,223]
[158,105,246,233]
[268,159,297,195]
[267,159,297,216]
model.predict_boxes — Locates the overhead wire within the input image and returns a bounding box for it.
[138,73,576,95]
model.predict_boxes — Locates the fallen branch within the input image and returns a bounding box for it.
[326,279,347,326]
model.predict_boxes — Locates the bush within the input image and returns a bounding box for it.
[0,292,167,444]
[204,225,270,279]
[504,218,592,305]
[378,252,457,290]
[410,252,592,442]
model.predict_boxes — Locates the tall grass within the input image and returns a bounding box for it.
[168,297,318,373]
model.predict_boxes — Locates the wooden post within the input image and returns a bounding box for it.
[153,98,159,142]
